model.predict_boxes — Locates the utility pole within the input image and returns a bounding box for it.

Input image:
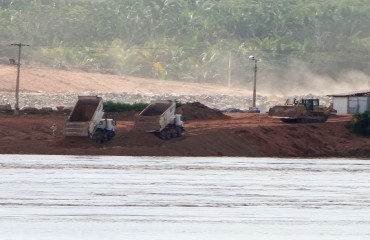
[228,51,231,88]
[11,43,29,115]
[249,55,258,108]
[252,58,257,108]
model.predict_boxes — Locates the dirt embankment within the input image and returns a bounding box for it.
[0,110,368,158]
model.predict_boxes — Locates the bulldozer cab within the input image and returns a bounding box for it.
[300,99,319,111]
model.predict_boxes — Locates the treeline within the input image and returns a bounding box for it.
[1,0,370,86]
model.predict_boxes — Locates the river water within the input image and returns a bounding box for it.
[0,155,369,240]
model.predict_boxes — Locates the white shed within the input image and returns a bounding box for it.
[328,90,370,115]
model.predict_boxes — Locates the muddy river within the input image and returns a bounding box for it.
[0,155,369,239]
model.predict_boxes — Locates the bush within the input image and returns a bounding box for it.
[175,100,183,108]
[103,101,148,112]
[104,100,183,113]
[350,110,370,136]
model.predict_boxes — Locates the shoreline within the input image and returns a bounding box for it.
[1,113,369,158]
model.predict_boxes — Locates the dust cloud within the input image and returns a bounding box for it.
[258,61,370,97]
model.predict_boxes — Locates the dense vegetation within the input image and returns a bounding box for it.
[103,101,148,112]
[1,0,370,87]
[350,110,370,136]
[103,100,182,112]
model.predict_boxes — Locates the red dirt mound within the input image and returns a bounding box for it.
[106,102,229,121]
[177,102,229,121]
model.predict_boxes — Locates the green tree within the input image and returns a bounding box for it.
[350,111,370,136]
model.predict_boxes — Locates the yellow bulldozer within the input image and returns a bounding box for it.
[268,98,336,123]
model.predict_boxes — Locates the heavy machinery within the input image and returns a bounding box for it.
[268,98,336,123]
[134,100,184,140]
[64,96,116,142]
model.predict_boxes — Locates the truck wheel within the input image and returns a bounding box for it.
[95,134,101,143]
[107,131,115,140]
[102,132,108,143]
[176,127,182,137]
[165,129,172,139]
[160,130,167,140]
[170,129,178,138]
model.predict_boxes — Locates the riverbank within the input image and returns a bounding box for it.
[0,112,368,158]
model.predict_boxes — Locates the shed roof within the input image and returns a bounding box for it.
[327,90,370,97]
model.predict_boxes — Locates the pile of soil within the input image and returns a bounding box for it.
[177,102,229,121]
[106,111,137,121]
[105,102,229,121]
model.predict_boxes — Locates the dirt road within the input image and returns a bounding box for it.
[0,65,249,96]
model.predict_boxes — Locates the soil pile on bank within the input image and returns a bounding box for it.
[106,111,137,121]
[0,113,367,158]
[177,102,229,120]
[107,102,229,121]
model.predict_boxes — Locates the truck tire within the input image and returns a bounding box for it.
[102,132,108,143]
[107,131,115,140]
[95,133,102,143]
[176,127,182,137]
[160,130,167,140]
[165,129,171,139]
[170,128,178,138]
[94,130,108,143]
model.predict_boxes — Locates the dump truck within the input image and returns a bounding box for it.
[268,98,336,123]
[64,96,116,142]
[134,100,184,140]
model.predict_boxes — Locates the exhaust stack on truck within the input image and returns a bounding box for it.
[64,96,115,142]
[134,100,184,140]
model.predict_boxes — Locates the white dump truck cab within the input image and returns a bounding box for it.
[175,114,184,128]
[94,118,116,143]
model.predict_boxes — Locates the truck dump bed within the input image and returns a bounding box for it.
[134,101,174,132]
[140,102,172,116]
[64,96,104,137]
